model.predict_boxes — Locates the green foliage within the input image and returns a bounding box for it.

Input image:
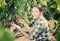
[0,0,60,41]
[0,29,15,41]
[0,22,15,41]
[0,22,4,31]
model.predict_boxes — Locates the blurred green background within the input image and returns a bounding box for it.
[0,0,60,41]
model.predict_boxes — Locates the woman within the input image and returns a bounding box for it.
[11,4,50,41]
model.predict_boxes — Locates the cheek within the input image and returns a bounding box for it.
[32,13,34,16]
[32,13,39,18]
[35,12,40,16]
[32,12,36,16]
[32,11,40,17]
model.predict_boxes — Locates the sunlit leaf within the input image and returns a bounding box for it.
[40,0,49,6]
[0,22,4,31]
[0,29,15,41]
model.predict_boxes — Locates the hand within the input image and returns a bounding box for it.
[16,18,25,24]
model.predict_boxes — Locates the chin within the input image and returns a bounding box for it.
[33,17,37,20]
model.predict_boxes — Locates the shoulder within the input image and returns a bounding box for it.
[39,18,48,26]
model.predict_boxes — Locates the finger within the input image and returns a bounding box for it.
[20,19,24,21]
[16,18,19,21]
[16,18,24,21]
[16,19,20,22]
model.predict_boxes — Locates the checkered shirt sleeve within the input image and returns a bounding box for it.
[29,21,49,40]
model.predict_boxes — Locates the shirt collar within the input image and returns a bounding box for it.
[35,15,44,22]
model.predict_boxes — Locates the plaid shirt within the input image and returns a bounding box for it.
[29,16,50,41]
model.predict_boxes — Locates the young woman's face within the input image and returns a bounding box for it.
[32,7,40,19]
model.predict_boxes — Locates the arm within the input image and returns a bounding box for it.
[23,22,31,32]
[15,25,30,39]
[16,18,31,32]
[11,23,30,39]
[19,28,30,39]
[21,28,27,32]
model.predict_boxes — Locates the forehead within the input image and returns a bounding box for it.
[32,7,39,11]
